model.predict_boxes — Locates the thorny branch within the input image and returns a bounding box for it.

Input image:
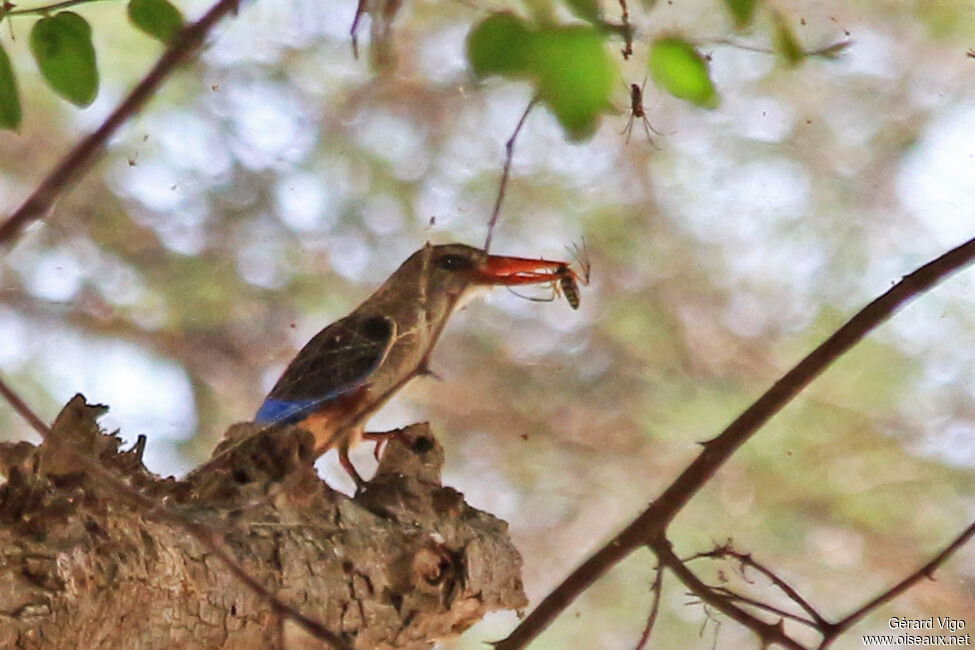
[632,564,663,650]
[0,0,243,246]
[824,520,975,646]
[0,375,352,650]
[707,587,817,628]
[496,234,975,649]
[483,97,538,253]
[686,541,827,628]
[653,539,807,650]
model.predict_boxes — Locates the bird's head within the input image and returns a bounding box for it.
[384,242,569,315]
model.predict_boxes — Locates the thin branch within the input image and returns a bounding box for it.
[0,375,352,650]
[618,0,632,59]
[654,539,806,650]
[483,96,538,254]
[688,542,827,628]
[495,233,975,649]
[699,36,852,59]
[709,587,817,629]
[633,564,663,650]
[5,0,115,17]
[0,0,242,246]
[822,519,975,646]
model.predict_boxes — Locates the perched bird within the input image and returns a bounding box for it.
[255,242,570,487]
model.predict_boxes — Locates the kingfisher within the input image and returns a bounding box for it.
[255,242,572,487]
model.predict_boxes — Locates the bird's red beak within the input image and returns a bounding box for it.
[478,254,567,286]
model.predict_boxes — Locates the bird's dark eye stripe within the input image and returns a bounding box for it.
[435,254,473,271]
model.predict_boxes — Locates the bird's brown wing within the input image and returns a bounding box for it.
[255,314,395,424]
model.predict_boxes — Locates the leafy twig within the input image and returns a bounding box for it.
[0,0,241,246]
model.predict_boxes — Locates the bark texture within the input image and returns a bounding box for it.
[0,395,527,649]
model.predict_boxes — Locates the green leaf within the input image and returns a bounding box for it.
[128,0,184,44]
[563,0,601,24]
[30,12,98,107]
[725,0,760,29]
[0,43,21,130]
[466,12,533,77]
[467,14,614,140]
[648,37,718,109]
[771,10,804,67]
[530,25,614,139]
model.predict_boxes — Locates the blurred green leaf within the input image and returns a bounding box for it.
[648,36,718,109]
[0,43,21,130]
[531,25,614,139]
[466,12,533,77]
[563,0,602,24]
[128,0,185,44]
[771,10,804,66]
[30,12,98,107]
[725,0,760,29]
[467,14,614,140]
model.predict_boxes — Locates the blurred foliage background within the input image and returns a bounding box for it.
[1,0,974,647]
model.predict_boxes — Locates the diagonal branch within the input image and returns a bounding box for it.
[687,542,827,628]
[483,96,538,253]
[496,234,975,649]
[0,0,243,246]
[654,539,807,650]
[632,564,663,650]
[822,519,975,646]
[708,587,818,629]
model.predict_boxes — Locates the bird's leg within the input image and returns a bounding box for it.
[338,441,366,491]
[363,428,411,462]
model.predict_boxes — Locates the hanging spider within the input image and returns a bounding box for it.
[621,76,664,146]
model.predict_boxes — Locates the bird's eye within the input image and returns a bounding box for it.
[435,254,472,271]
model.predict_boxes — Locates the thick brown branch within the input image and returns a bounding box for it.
[0,0,243,246]
[0,393,527,649]
[497,235,975,648]
[0,381,351,649]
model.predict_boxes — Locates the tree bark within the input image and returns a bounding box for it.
[0,395,527,649]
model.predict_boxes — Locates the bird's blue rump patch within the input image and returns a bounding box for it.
[255,398,319,424]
